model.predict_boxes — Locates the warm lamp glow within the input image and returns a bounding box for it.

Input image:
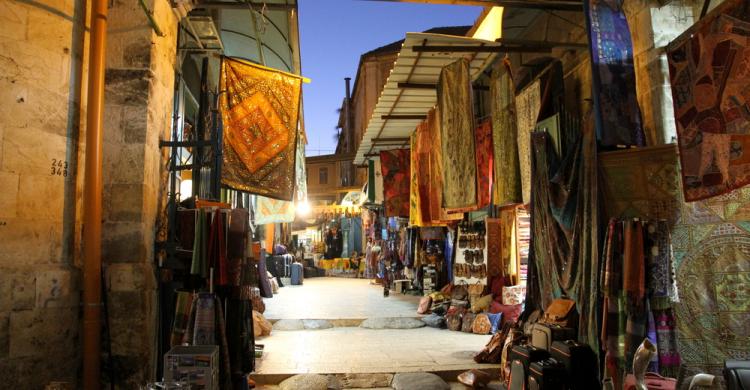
[179,179,193,201]
[296,200,311,217]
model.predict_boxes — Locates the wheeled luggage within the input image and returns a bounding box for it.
[550,340,599,389]
[530,323,576,351]
[290,263,303,285]
[528,358,566,390]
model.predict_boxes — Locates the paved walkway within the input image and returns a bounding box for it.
[254,327,493,375]
[254,277,498,381]
[263,277,421,320]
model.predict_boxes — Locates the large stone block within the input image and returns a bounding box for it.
[35,268,75,309]
[0,220,59,266]
[0,39,68,96]
[107,263,151,292]
[0,171,19,219]
[1,126,70,177]
[106,183,146,222]
[104,68,152,107]
[17,174,67,222]
[8,307,77,358]
[101,221,148,263]
[0,1,28,41]
[11,271,36,311]
[121,105,148,144]
[103,141,146,184]
[26,5,74,54]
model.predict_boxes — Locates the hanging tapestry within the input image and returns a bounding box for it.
[415,117,434,223]
[409,134,424,226]
[255,196,295,225]
[491,62,522,206]
[667,0,750,201]
[500,207,517,279]
[431,109,463,224]
[379,149,411,218]
[366,160,385,204]
[485,218,503,279]
[584,0,645,147]
[528,118,601,353]
[294,132,308,204]
[475,120,494,209]
[516,80,541,205]
[437,58,477,211]
[219,57,302,200]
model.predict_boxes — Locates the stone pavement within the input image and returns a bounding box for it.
[262,277,422,320]
[253,277,500,387]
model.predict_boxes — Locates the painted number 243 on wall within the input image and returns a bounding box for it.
[51,159,68,177]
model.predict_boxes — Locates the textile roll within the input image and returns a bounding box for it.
[379,149,411,218]
[409,134,423,226]
[219,57,302,200]
[190,208,209,278]
[515,80,541,205]
[490,62,522,206]
[255,196,295,225]
[207,209,228,286]
[622,220,645,311]
[437,58,477,211]
[170,291,194,347]
[667,0,750,201]
[485,218,502,278]
[228,208,248,259]
[584,0,645,147]
[474,120,494,209]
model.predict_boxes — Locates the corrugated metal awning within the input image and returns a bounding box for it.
[354,32,500,165]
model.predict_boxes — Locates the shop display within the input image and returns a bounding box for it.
[164,345,219,390]
[379,148,411,218]
[490,61,522,206]
[454,221,487,285]
[218,57,302,200]
[584,0,645,147]
[438,58,477,211]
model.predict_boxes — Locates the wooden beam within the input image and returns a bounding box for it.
[196,1,296,10]
[381,114,427,120]
[372,137,410,143]
[496,38,588,50]
[411,45,551,54]
[397,82,489,91]
[360,0,583,11]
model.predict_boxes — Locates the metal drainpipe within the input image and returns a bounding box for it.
[82,0,108,387]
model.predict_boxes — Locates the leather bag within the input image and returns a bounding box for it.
[451,282,469,301]
[724,360,750,390]
[446,311,463,331]
[542,297,578,329]
[461,312,477,333]
[472,313,492,334]
[473,325,508,363]
[530,323,576,351]
[417,296,432,314]
[457,369,491,388]
[470,294,493,313]
[468,281,484,295]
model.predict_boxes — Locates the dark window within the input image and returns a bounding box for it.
[319,167,328,185]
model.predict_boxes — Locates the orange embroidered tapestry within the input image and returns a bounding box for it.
[219,57,302,201]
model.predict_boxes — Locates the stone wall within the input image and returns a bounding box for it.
[102,0,177,387]
[0,0,88,387]
[0,0,177,387]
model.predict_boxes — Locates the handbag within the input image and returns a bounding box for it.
[468,281,484,295]
[417,296,432,314]
[501,284,526,305]
[446,311,463,331]
[472,313,492,334]
[724,360,750,390]
[461,312,477,333]
[474,323,510,364]
[451,282,469,301]
[457,369,491,388]
[470,294,493,313]
[542,297,578,329]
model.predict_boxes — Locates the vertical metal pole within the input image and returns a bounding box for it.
[83,0,108,387]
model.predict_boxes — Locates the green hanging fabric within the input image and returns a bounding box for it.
[191,208,209,278]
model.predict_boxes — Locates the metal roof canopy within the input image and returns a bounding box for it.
[354,32,501,165]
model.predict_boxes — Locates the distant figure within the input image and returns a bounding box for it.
[324,225,343,259]
[349,251,361,277]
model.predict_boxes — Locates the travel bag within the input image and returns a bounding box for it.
[541,297,578,329]
[528,358,566,390]
[290,263,303,285]
[530,323,576,351]
[421,313,446,329]
[461,312,477,333]
[549,340,599,389]
[509,344,550,373]
[508,359,527,390]
[724,360,750,390]
[303,266,317,278]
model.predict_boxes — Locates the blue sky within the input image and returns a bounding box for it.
[298,0,482,156]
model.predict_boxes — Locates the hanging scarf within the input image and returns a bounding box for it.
[208,209,229,286]
[190,209,209,278]
[622,220,646,312]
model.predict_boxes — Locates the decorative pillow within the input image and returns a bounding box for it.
[502,285,526,305]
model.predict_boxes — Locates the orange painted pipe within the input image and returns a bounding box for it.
[82,0,108,387]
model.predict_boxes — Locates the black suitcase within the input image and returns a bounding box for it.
[528,358,566,390]
[304,266,317,278]
[316,267,327,277]
[509,344,550,373]
[550,340,599,389]
[531,323,576,350]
